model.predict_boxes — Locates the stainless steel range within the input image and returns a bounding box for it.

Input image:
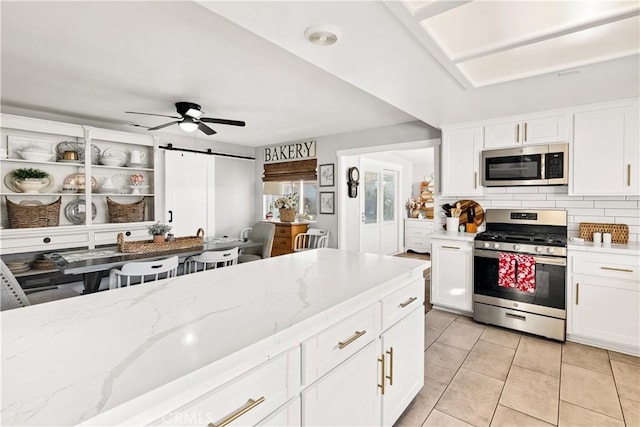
[473,209,567,341]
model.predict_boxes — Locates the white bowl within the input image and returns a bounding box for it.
[20,151,53,162]
[100,156,122,167]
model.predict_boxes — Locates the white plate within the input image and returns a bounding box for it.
[125,162,148,168]
[63,173,97,190]
[64,199,97,225]
[56,141,101,164]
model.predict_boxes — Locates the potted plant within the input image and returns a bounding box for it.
[147,222,172,243]
[406,198,422,218]
[272,193,298,222]
[12,168,50,193]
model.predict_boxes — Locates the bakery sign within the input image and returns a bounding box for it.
[264,140,316,163]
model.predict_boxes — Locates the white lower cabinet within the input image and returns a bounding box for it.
[567,250,640,356]
[302,340,381,427]
[430,237,473,313]
[260,397,301,427]
[404,219,433,253]
[380,308,424,426]
[151,347,300,426]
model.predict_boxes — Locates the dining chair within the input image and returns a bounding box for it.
[1,259,79,311]
[109,255,179,289]
[239,227,252,240]
[238,222,276,263]
[293,228,329,252]
[184,247,239,274]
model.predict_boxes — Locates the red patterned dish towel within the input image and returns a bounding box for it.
[515,254,536,293]
[498,252,516,288]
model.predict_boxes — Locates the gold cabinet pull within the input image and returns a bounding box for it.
[338,330,366,349]
[208,396,265,427]
[524,122,528,142]
[474,171,478,189]
[628,164,631,186]
[601,266,634,273]
[576,283,579,305]
[386,347,394,386]
[378,355,385,395]
[399,297,418,308]
[516,123,520,143]
[442,245,461,250]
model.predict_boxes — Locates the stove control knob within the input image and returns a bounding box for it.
[513,244,521,251]
[484,242,491,249]
[535,246,544,253]
[546,247,555,254]
[494,243,500,250]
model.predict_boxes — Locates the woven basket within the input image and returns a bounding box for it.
[579,222,629,244]
[279,208,296,222]
[5,197,61,228]
[117,228,205,253]
[107,197,145,223]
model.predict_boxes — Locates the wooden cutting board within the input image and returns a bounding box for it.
[454,200,484,226]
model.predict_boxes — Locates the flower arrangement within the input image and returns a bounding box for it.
[13,168,48,180]
[147,222,172,236]
[406,198,423,210]
[272,193,298,210]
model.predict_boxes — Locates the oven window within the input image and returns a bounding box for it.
[485,154,542,180]
[474,255,565,310]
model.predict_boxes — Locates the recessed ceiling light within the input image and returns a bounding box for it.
[305,25,340,46]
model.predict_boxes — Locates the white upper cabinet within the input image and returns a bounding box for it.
[440,125,483,197]
[571,99,639,195]
[484,114,569,149]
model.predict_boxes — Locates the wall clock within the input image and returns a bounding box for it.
[348,166,360,182]
[347,166,359,198]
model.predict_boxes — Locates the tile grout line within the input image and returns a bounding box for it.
[489,334,521,427]
[557,340,563,426]
[607,351,628,425]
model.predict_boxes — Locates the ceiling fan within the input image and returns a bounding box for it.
[126,102,246,136]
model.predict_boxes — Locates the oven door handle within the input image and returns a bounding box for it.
[474,249,566,266]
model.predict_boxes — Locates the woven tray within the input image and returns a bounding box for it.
[5,196,61,228]
[117,228,205,253]
[579,222,629,244]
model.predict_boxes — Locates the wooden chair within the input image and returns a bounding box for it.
[238,222,276,263]
[184,248,239,274]
[108,256,179,289]
[293,229,329,252]
[1,259,79,311]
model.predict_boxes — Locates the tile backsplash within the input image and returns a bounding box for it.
[436,186,639,242]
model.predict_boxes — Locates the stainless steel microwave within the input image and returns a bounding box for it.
[481,143,568,187]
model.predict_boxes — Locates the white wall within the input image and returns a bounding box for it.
[253,121,441,248]
[437,188,640,242]
[213,156,256,237]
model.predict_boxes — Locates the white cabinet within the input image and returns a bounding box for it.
[484,114,569,149]
[0,113,159,254]
[430,237,473,313]
[302,340,381,427]
[571,99,639,195]
[260,397,301,426]
[567,249,640,356]
[153,347,300,426]
[404,219,433,253]
[441,126,483,196]
[380,308,424,426]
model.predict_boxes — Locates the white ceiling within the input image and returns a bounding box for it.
[0,1,417,148]
[396,1,640,88]
[2,1,639,149]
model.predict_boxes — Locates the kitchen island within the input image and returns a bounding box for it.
[1,248,428,426]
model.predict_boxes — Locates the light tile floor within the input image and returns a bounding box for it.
[395,309,640,427]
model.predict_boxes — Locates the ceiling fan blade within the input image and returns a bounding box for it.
[126,111,181,119]
[200,117,246,127]
[147,121,180,131]
[197,122,217,135]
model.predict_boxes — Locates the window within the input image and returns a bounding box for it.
[264,180,318,219]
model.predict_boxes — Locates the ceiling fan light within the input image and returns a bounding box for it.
[179,117,198,132]
[185,108,203,119]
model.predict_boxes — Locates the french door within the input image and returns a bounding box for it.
[360,161,399,255]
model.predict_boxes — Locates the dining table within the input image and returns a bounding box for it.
[44,237,261,294]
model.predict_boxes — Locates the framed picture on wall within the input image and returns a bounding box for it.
[319,163,334,187]
[319,192,335,214]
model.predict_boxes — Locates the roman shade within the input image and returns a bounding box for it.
[263,159,317,182]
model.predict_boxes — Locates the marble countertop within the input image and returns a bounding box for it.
[1,249,428,426]
[430,230,477,242]
[568,240,640,256]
